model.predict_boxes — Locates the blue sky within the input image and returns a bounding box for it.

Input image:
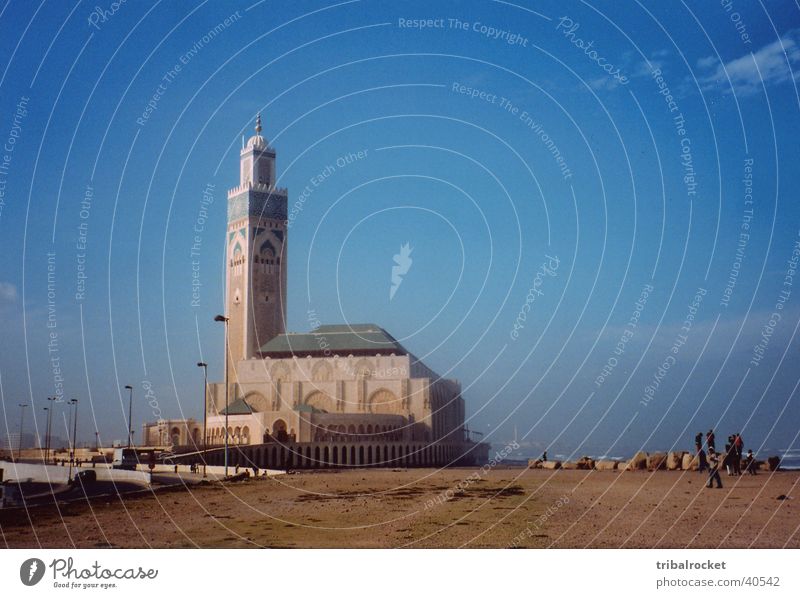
[1,0,799,459]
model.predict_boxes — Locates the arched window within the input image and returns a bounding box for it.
[272,419,288,442]
[312,361,333,382]
[367,389,402,415]
[244,392,267,412]
[304,391,334,413]
[231,242,244,276]
[353,359,373,380]
[259,239,276,274]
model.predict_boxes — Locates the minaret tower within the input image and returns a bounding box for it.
[226,114,288,383]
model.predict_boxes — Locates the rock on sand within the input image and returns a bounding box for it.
[648,452,668,470]
[594,460,618,471]
[667,451,685,470]
[629,451,648,470]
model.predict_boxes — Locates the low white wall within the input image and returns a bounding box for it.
[0,460,283,485]
[0,460,150,485]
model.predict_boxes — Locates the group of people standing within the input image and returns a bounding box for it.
[694,429,758,489]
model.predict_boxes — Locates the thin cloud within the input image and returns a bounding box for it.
[0,282,17,305]
[698,29,800,95]
[588,54,664,91]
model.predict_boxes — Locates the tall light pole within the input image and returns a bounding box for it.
[124,385,134,448]
[17,403,27,461]
[43,407,49,462]
[67,399,78,482]
[214,314,230,477]
[197,361,208,477]
[46,396,57,464]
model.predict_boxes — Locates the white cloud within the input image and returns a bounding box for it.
[587,54,664,91]
[698,29,800,95]
[696,55,717,70]
[0,282,17,305]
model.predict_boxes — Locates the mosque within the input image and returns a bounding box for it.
[177,116,488,469]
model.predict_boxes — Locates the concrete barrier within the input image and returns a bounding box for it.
[0,460,149,485]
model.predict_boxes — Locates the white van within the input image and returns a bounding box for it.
[111,448,138,470]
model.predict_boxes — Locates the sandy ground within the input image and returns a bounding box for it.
[2,468,798,548]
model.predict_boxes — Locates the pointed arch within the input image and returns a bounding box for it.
[243,391,267,412]
[367,388,402,415]
[304,390,334,413]
[311,360,333,382]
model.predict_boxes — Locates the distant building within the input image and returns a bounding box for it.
[142,419,202,448]
[2,432,40,451]
[187,115,487,469]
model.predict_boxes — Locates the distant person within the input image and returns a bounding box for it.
[745,449,757,475]
[694,432,702,453]
[697,448,708,472]
[542,451,548,462]
[706,451,723,489]
[723,444,734,476]
[706,429,715,452]
[733,434,744,475]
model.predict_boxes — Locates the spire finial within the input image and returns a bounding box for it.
[255,113,262,135]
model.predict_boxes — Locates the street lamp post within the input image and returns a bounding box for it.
[197,361,208,478]
[67,399,78,482]
[46,397,56,464]
[214,314,230,477]
[43,407,49,462]
[17,403,27,461]
[124,385,134,449]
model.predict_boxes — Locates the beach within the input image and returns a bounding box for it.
[2,468,798,549]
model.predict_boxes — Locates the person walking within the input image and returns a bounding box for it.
[706,451,723,488]
[697,448,709,472]
[706,429,716,452]
[694,432,702,454]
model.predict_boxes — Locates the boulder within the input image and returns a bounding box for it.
[595,460,617,471]
[629,451,648,470]
[758,461,771,472]
[667,451,685,470]
[561,461,579,470]
[617,460,629,471]
[647,452,668,470]
[628,451,647,471]
[528,459,543,469]
[541,460,562,470]
[767,456,781,471]
[576,456,595,470]
[682,453,698,471]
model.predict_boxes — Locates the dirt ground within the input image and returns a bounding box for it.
[2,468,798,548]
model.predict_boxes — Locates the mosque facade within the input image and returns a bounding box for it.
[197,116,487,469]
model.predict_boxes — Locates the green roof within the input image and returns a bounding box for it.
[295,404,332,414]
[220,397,254,415]
[258,323,407,357]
